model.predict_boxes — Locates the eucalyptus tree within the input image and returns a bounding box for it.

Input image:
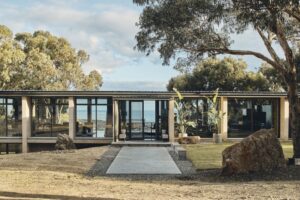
[134,0,300,157]
[0,25,102,90]
[167,57,274,91]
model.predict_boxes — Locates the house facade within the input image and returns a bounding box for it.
[0,91,291,154]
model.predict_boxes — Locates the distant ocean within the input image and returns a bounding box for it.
[76,110,156,123]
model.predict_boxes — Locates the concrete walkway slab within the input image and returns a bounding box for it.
[106,147,181,174]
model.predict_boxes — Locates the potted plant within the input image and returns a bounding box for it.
[173,88,196,138]
[206,88,226,143]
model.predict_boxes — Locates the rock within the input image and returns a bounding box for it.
[55,133,76,150]
[221,129,286,175]
[188,136,201,144]
[178,136,201,144]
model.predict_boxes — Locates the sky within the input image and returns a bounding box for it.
[0,0,284,91]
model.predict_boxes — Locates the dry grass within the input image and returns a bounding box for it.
[0,169,299,200]
[185,141,293,170]
[0,146,109,174]
[0,144,299,199]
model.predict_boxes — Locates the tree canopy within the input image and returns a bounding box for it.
[167,57,282,92]
[0,25,102,90]
[133,0,300,157]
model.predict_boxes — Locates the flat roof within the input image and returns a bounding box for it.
[0,90,291,98]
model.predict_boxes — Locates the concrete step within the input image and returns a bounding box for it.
[111,141,172,147]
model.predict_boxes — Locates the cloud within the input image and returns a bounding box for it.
[0,0,143,74]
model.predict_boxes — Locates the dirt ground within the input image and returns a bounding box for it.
[0,146,300,200]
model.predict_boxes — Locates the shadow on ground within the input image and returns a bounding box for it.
[86,146,121,177]
[0,191,119,200]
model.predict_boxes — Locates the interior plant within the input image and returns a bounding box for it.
[206,88,226,143]
[173,88,196,138]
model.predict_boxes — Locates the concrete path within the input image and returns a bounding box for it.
[106,147,181,174]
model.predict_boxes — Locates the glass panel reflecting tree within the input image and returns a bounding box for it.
[52,99,69,136]
[0,98,6,137]
[32,98,69,137]
[0,97,22,137]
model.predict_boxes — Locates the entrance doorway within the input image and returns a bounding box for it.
[119,100,168,140]
[130,101,144,139]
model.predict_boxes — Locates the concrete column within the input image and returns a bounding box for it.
[168,98,175,142]
[69,97,76,140]
[280,97,289,141]
[220,97,228,140]
[113,100,119,142]
[22,96,31,153]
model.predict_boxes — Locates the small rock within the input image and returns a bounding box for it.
[178,136,201,144]
[55,133,76,150]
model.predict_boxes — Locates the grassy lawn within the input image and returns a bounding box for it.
[185,141,293,170]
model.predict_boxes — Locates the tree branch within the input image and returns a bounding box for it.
[256,28,282,65]
[223,49,287,74]
[275,21,295,71]
[182,46,287,75]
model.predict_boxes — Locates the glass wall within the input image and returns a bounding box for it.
[177,98,213,138]
[32,98,69,137]
[119,100,168,140]
[0,143,22,154]
[228,98,279,138]
[0,97,22,137]
[76,97,112,138]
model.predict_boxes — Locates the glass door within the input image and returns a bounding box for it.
[129,101,144,139]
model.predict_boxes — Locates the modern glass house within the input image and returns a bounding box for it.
[0,91,291,154]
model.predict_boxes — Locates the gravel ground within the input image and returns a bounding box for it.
[0,146,300,199]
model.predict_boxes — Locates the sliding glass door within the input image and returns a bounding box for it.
[119,100,168,140]
[129,101,144,139]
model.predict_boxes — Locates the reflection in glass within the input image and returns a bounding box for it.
[143,101,156,139]
[75,98,112,138]
[119,100,167,140]
[0,144,22,154]
[0,103,5,137]
[130,101,143,139]
[177,98,211,138]
[228,98,279,138]
[32,98,69,137]
[0,97,22,137]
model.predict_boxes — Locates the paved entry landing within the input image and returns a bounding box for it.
[106,147,181,174]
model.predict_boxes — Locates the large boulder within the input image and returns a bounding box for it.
[221,129,286,175]
[55,133,76,150]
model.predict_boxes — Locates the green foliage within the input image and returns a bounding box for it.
[259,53,300,91]
[167,57,280,91]
[0,25,102,90]
[206,89,225,134]
[173,88,196,134]
[134,0,300,157]
[134,0,299,75]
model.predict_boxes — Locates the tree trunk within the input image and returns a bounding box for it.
[286,71,300,158]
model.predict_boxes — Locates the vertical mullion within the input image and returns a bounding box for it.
[142,100,144,140]
[51,99,54,137]
[95,98,98,138]
[5,98,8,137]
